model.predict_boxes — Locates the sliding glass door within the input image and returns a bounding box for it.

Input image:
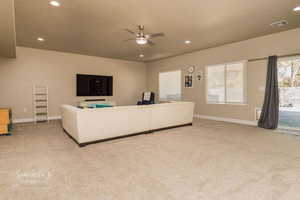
[278,57,300,130]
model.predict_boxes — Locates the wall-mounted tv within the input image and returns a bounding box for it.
[76,74,113,96]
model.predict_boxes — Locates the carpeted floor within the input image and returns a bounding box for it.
[1,119,300,200]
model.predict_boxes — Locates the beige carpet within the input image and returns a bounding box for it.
[1,119,300,200]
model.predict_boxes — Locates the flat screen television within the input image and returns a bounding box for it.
[76,74,113,96]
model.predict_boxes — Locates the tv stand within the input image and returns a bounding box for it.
[85,99,106,102]
[78,100,116,108]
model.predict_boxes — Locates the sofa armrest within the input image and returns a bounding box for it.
[61,105,80,142]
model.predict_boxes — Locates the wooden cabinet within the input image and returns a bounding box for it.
[0,125,8,133]
[0,108,12,135]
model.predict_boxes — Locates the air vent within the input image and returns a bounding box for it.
[270,20,288,28]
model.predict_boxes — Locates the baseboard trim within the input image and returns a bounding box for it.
[13,116,62,123]
[194,114,257,126]
[64,123,193,147]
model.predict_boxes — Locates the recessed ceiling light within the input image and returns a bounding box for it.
[294,6,300,11]
[37,37,45,42]
[139,54,144,58]
[185,40,191,44]
[49,1,61,7]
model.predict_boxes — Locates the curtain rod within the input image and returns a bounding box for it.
[248,53,300,62]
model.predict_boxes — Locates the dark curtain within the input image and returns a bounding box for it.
[258,55,279,129]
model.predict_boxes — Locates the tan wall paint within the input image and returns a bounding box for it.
[146,28,300,121]
[0,47,147,120]
[0,0,16,58]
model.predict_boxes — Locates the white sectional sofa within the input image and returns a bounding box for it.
[61,101,195,147]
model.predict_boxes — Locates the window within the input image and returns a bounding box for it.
[206,61,246,104]
[159,70,181,101]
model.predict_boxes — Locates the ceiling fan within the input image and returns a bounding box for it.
[124,25,165,46]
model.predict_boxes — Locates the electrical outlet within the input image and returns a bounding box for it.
[23,108,27,113]
[259,86,265,92]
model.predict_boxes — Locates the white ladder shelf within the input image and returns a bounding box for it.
[33,85,49,123]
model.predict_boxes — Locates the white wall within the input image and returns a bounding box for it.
[147,28,300,122]
[0,47,147,121]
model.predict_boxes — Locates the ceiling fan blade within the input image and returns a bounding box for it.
[148,32,165,38]
[123,38,135,42]
[148,40,155,46]
[125,29,137,35]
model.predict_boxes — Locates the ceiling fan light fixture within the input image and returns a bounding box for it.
[136,37,147,45]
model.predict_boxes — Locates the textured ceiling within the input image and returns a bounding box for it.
[14,0,300,62]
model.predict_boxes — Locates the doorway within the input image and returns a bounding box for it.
[278,57,300,130]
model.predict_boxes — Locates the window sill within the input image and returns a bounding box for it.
[159,100,182,103]
[206,102,248,106]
